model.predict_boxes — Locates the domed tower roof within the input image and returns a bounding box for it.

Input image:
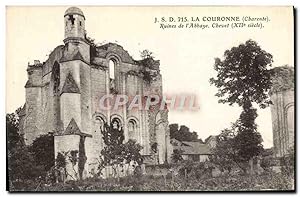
[64,7,85,19]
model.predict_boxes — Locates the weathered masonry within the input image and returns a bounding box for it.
[269,66,294,157]
[19,7,172,179]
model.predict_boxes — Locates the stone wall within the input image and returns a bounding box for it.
[20,7,172,181]
[22,26,170,180]
[24,87,42,144]
[270,90,294,157]
[59,60,81,91]
[60,93,81,130]
[42,45,64,76]
[80,62,92,134]
[54,135,81,180]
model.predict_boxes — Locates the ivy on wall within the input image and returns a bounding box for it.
[138,58,160,83]
[269,66,294,94]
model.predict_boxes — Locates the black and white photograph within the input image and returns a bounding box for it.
[5,5,295,192]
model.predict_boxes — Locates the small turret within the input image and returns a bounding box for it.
[64,7,85,41]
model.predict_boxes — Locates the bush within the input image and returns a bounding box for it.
[171,149,183,163]
[29,134,55,173]
[178,160,213,179]
[191,162,214,179]
[280,153,294,177]
[260,156,274,172]
[8,132,55,190]
[9,145,45,183]
[178,160,194,176]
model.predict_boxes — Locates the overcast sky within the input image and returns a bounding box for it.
[6,6,294,148]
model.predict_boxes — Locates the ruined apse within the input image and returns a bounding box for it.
[269,66,294,157]
[19,7,172,178]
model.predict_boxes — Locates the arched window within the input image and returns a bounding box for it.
[285,104,294,147]
[52,61,60,95]
[111,117,122,130]
[95,116,106,132]
[109,59,117,93]
[128,119,137,140]
[155,112,167,164]
[109,60,115,80]
[111,117,124,143]
[94,116,105,150]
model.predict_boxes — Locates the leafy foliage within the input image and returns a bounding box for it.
[123,139,144,165]
[260,156,279,172]
[176,159,213,178]
[280,147,294,177]
[209,40,271,174]
[7,108,24,150]
[234,101,264,162]
[140,49,154,60]
[101,123,124,147]
[138,49,160,83]
[100,123,143,177]
[169,124,199,142]
[209,39,273,108]
[211,122,241,173]
[29,133,55,172]
[212,104,264,174]
[56,152,67,169]
[171,149,183,163]
[9,144,45,182]
[7,109,47,184]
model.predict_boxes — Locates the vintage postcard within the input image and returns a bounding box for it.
[6,6,295,192]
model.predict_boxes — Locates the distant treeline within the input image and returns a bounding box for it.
[169,124,204,143]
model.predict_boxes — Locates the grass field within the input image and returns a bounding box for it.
[10,171,294,192]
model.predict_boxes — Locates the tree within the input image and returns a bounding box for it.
[211,122,240,174]
[209,40,273,174]
[209,39,273,108]
[169,124,179,140]
[100,123,143,178]
[233,102,264,173]
[123,139,144,165]
[7,109,45,186]
[29,133,55,172]
[171,149,183,163]
[169,124,199,142]
[9,145,44,182]
[7,108,24,151]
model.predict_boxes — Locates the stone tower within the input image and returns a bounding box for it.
[269,66,294,157]
[20,7,172,180]
[64,7,86,39]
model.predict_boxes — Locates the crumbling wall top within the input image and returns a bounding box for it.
[269,65,294,94]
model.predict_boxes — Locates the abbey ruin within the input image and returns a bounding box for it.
[18,7,172,179]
